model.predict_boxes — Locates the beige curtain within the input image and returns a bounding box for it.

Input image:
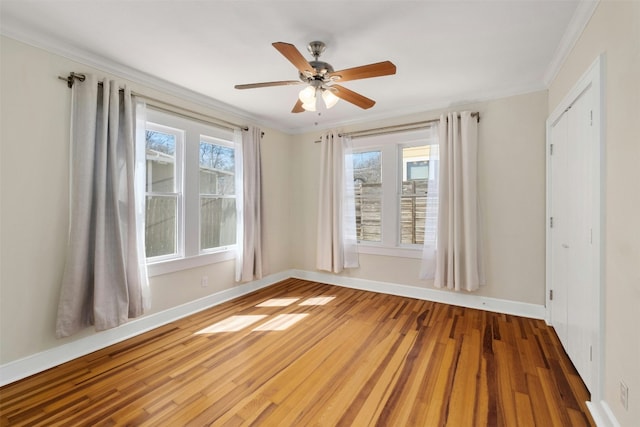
[235,126,265,282]
[56,74,149,337]
[316,130,359,273]
[434,112,484,291]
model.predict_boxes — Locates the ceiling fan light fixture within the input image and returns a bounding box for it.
[322,89,339,109]
[298,86,316,104]
[302,101,316,112]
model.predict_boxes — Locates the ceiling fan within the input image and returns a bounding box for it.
[234,41,397,113]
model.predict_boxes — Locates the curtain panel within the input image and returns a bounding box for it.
[316,130,359,273]
[434,112,485,291]
[56,74,149,338]
[420,137,440,279]
[235,126,265,282]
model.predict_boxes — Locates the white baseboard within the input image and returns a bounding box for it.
[1,269,546,387]
[291,269,546,319]
[587,400,622,427]
[0,271,289,387]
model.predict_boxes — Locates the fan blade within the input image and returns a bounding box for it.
[328,61,396,82]
[235,80,303,90]
[292,99,305,113]
[331,84,376,109]
[272,42,314,75]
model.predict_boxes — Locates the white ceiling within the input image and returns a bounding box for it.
[0,1,596,134]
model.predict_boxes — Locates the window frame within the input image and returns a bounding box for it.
[198,134,237,254]
[143,108,238,277]
[144,122,185,263]
[350,128,437,259]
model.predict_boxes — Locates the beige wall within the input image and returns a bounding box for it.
[0,36,293,364]
[548,2,640,425]
[291,90,549,305]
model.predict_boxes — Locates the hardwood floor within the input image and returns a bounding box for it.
[0,278,594,426]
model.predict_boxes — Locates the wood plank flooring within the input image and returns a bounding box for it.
[0,278,594,426]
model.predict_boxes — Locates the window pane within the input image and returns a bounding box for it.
[146,130,176,192]
[400,145,429,244]
[201,197,236,249]
[145,195,177,258]
[199,142,235,195]
[352,150,382,242]
[200,140,236,251]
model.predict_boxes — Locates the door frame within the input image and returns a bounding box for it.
[545,54,604,402]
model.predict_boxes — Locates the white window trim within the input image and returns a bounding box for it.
[351,128,436,258]
[144,122,185,264]
[147,249,236,277]
[144,108,238,275]
[198,134,237,255]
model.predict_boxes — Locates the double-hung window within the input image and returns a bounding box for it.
[143,108,239,275]
[145,123,184,260]
[351,127,438,258]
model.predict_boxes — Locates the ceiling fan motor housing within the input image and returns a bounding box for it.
[300,60,335,84]
[307,41,326,58]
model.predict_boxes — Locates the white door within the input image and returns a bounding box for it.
[549,111,569,348]
[549,85,596,391]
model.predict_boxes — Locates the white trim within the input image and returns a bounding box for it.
[0,271,290,387]
[357,245,422,259]
[546,54,604,402]
[0,269,548,386]
[289,84,547,135]
[0,27,547,137]
[0,26,270,131]
[290,270,546,320]
[543,1,600,86]
[586,400,622,427]
[147,249,236,277]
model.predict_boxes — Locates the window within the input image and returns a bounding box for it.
[400,145,430,245]
[199,137,236,251]
[145,124,183,260]
[351,128,437,258]
[352,150,382,242]
[143,109,239,274]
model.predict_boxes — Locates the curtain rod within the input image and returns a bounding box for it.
[58,72,250,132]
[313,112,480,143]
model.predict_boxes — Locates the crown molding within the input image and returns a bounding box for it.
[0,23,274,131]
[286,82,548,135]
[543,0,600,86]
[2,0,595,136]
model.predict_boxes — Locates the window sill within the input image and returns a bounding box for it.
[357,244,423,259]
[147,248,236,277]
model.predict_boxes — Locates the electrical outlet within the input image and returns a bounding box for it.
[201,276,208,288]
[620,381,629,410]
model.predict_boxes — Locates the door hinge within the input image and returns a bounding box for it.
[550,217,554,228]
[550,144,554,155]
[590,345,593,361]
[590,110,593,126]
[550,289,554,301]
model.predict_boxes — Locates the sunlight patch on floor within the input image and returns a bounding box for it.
[299,296,336,306]
[256,298,301,307]
[252,314,309,331]
[195,315,268,334]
